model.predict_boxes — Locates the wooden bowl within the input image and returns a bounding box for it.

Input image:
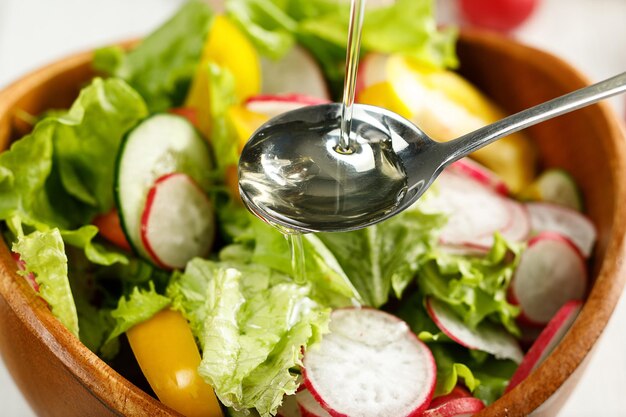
[1,30,625,417]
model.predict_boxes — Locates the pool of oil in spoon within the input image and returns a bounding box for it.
[238,116,409,232]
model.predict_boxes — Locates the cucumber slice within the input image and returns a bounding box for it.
[115,114,213,263]
[521,169,583,211]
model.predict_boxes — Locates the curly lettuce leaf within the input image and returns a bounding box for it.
[94,0,213,111]
[317,208,446,307]
[61,225,128,266]
[167,258,329,417]
[206,62,239,172]
[428,344,517,405]
[53,78,148,212]
[0,78,147,230]
[298,0,457,67]
[417,233,522,334]
[249,219,362,306]
[107,283,170,342]
[12,228,79,338]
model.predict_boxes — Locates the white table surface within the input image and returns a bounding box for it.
[0,0,625,416]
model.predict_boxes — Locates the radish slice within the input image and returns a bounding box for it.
[427,171,524,247]
[296,389,330,417]
[500,199,531,243]
[422,397,485,417]
[519,324,544,350]
[506,300,582,392]
[429,386,472,408]
[426,297,524,363]
[278,393,303,417]
[140,173,215,270]
[303,308,436,417]
[246,94,330,119]
[526,202,596,257]
[510,232,587,326]
[449,158,509,196]
[261,45,330,100]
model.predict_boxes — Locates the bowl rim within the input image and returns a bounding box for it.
[0,30,625,417]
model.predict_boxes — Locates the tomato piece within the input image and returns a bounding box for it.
[127,309,223,417]
[460,0,539,32]
[170,107,200,129]
[92,209,132,251]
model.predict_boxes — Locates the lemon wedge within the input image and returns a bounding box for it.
[356,54,536,193]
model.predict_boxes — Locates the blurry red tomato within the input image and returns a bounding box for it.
[460,0,539,32]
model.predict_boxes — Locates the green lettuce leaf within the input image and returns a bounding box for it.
[428,344,517,405]
[206,62,239,172]
[298,0,457,68]
[61,225,128,266]
[416,233,522,334]
[226,0,457,94]
[107,283,171,342]
[249,219,362,306]
[53,78,148,212]
[12,228,79,338]
[94,0,213,111]
[0,121,73,229]
[0,77,147,230]
[225,0,297,58]
[167,258,330,417]
[429,344,480,396]
[317,207,446,307]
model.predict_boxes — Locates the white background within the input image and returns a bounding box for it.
[1,0,625,416]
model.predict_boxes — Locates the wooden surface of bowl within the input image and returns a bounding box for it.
[0,31,625,417]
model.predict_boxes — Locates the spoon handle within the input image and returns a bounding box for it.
[442,71,626,164]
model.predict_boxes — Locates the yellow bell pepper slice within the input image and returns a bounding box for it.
[126,309,223,417]
[186,15,261,138]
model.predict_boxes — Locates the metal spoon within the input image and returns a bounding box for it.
[238,72,626,233]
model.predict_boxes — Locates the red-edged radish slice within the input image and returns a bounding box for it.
[429,386,472,408]
[499,199,531,243]
[278,393,303,417]
[449,158,509,196]
[510,232,587,326]
[519,324,544,350]
[422,397,485,417]
[261,45,330,100]
[296,389,330,417]
[426,297,524,363]
[506,300,582,392]
[140,173,215,270]
[246,94,330,119]
[526,202,596,257]
[303,308,436,417]
[428,171,518,247]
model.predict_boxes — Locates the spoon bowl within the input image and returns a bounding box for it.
[239,73,626,232]
[239,103,440,232]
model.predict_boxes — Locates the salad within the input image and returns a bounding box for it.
[0,1,597,416]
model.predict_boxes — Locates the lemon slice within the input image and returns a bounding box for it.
[356,53,536,192]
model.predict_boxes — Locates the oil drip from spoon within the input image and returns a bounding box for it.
[282,0,371,283]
